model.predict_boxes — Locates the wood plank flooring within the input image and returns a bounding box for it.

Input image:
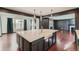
[0,31,77,51]
[48,31,77,51]
[0,33,18,51]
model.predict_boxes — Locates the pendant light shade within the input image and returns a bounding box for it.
[40,11,43,31]
[50,9,53,19]
[40,11,42,22]
[34,9,36,20]
[51,9,53,17]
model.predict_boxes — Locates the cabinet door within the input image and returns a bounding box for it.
[17,34,20,50]
[32,38,44,51]
[19,37,24,51]
[32,45,38,51]
[52,33,56,44]
[23,39,30,51]
[38,40,44,51]
[42,18,49,29]
[48,37,53,47]
[44,39,49,51]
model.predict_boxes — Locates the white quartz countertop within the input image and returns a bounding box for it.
[16,29,58,42]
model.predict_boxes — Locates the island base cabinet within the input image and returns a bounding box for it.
[19,37,24,51]
[44,39,49,51]
[17,34,44,51]
[32,38,44,51]
[52,33,56,45]
[17,32,56,51]
[23,38,44,51]
[17,35,24,51]
[43,32,56,51]
[23,39,30,51]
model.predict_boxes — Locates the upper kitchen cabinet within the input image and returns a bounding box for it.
[42,18,49,29]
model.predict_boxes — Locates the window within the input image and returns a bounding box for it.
[15,20,24,31]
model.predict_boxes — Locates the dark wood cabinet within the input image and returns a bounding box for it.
[40,18,49,29]
[19,37,24,51]
[43,32,56,51]
[48,37,53,47]
[23,39,30,51]
[44,38,49,51]
[32,39,44,51]
[17,34,44,51]
[17,31,56,51]
[52,33,56,44]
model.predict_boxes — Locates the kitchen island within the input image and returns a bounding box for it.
[75,30,79,50]
[16,29,58,51]
[75,30,79,39]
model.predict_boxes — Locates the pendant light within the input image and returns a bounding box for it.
[50,9,53,19]
[32,9,36,30]
[40,11,42,22]
[34,9,36,20]
[51,9,53,17]
[40,11,43,32]
[50,9,54,29]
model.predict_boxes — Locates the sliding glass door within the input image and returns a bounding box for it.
[0,17,2,36]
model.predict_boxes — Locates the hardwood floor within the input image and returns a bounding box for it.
[48,31,77,51]
[48,43,77,51]
[0,31,77,51]
[0,33,18,51]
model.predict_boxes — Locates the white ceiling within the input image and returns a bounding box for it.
[5,7,76,16]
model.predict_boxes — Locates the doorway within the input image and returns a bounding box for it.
[7,18,13,33]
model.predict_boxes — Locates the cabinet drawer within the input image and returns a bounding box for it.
[48,37,53,47]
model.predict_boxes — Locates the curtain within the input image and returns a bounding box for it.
[7,18,13,33]
[24,20,27,30]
